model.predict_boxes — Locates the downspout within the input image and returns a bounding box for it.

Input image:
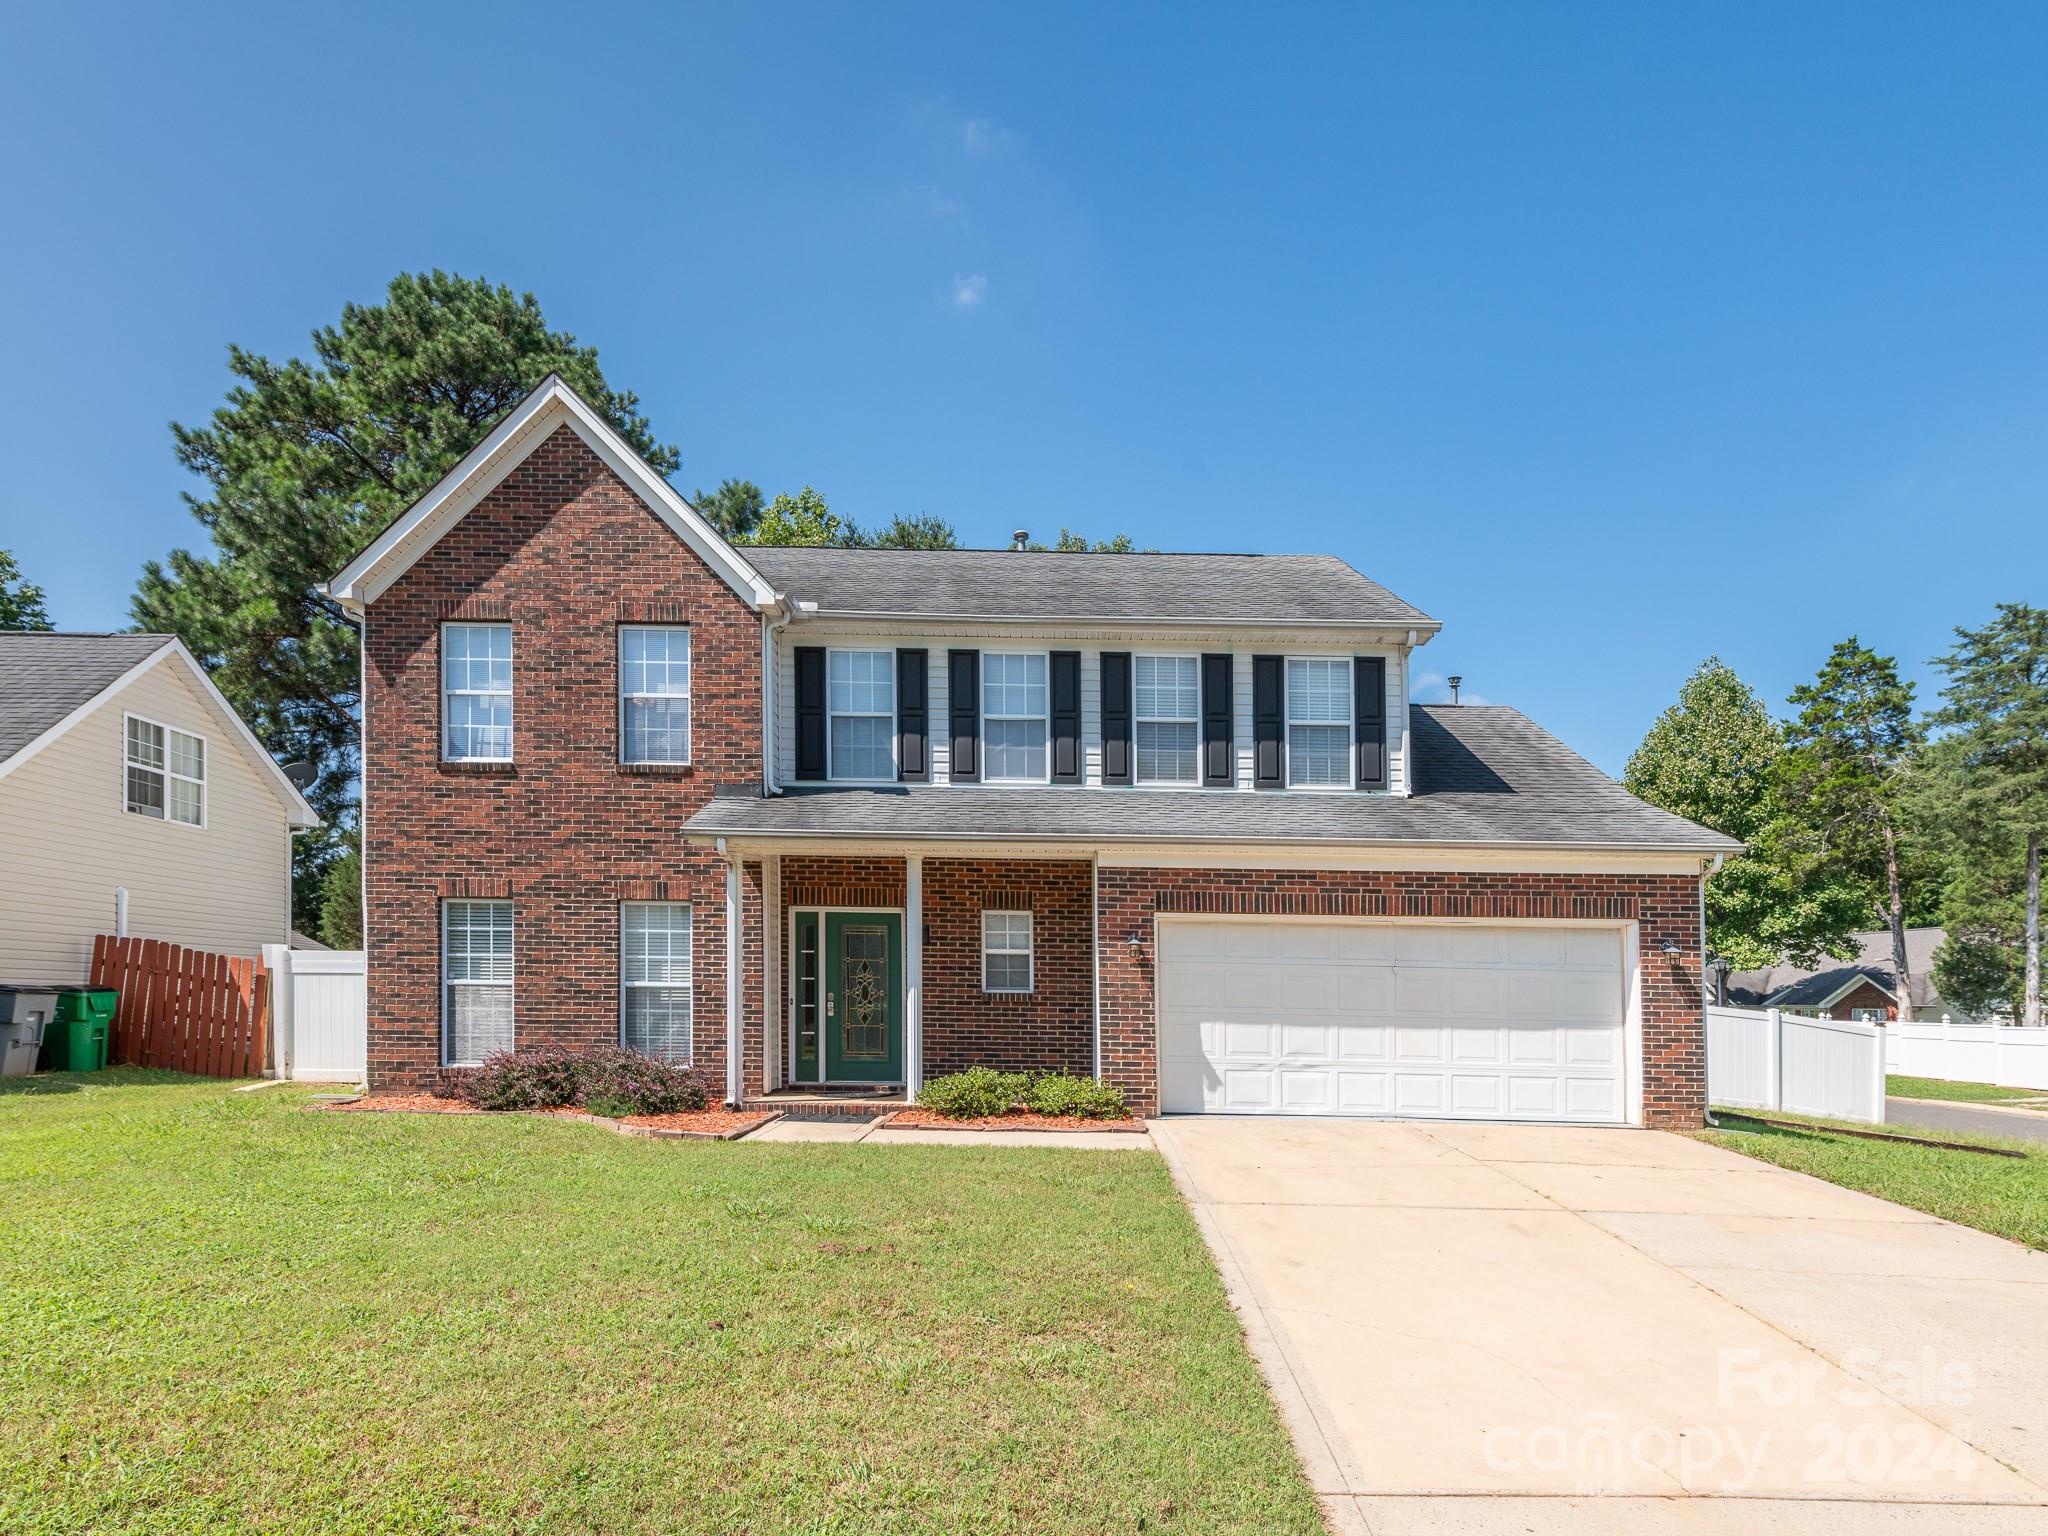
[719,836,742,1105]
[760,597,793,794]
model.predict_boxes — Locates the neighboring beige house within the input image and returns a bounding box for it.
[0,633,319,985]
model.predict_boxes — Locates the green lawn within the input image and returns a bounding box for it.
[1698,1109,2048,1251]
[0,1071,1321,1536]
[1887,1073,2045,1104]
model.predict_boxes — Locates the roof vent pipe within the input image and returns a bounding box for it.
[1011,529,1029,551]
[1448,675,1463,705]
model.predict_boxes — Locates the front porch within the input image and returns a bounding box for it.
[723,851,1098,1107]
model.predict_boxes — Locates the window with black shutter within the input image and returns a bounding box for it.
[794,646,826,780]
[1201,653,1234,787]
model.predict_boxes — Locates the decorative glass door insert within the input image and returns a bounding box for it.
[840,925,888,1061]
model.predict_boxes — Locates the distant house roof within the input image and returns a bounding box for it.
[686,704,1739,854]
[1725,928,1952,1015]
[742,547,1440,628]
[0,632,319,827]
[0,632,173,761]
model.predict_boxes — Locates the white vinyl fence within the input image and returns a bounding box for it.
[262,945,367,1083]
[1706,1005,1886,1124]
[1886,1019,2048,1091]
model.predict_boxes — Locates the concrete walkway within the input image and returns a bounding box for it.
[1148,1116,2048,1535]
[1886,1096,2048,1145]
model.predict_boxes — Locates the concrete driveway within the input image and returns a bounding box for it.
[1150,1117,2048,1535]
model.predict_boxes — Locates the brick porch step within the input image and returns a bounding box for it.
[742,1090,906,1123]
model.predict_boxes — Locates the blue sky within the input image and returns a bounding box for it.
[2,2,2043,774]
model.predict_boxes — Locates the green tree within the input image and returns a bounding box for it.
[1625,658,1870,971]
[0,549,53,630]
[692,479,765,540]
[1779,639,1926,1018]
[1029,528,1139,552]
[856,514,958,549]
[316,844,363,949]
[1930,604,2048,1026]
[741,486,843,546]
[131,271,675,924]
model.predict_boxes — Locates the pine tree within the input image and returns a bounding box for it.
[1779,639,1925,1018]
[1931,604,2048,1025]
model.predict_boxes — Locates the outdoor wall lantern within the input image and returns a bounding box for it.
[1126,931,1145,961]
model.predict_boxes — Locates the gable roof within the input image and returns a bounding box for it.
[744,547,1439,628]
[0,632,319,827]
[0,632,172,760]
[1726,928,1951,1013]
[684,704,1740,854]
[322,375,779,612]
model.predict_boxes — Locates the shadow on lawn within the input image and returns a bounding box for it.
[0,1066,215,1097]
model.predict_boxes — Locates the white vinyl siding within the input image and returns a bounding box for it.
[621,902,693,1061]
[619,627,691,764]
[443,899,513,1067]
[124,715,205,827]
[982,910,1034,993]
[1286,658,1351,789]
[983,652,1048,782]
[827,649,896,781]
[1134,655,1199,785]
[442,623,513,762]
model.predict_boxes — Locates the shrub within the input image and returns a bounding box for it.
[571,1047,708,1116]
[457,1044,581,1110]
[1026,1072,1132,1120]
[918,1066,1032,1119]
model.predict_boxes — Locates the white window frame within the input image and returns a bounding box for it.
[981,650,1051,784]
[441,898,514,1068]
[981,910,1035,994]
[1133,652,1201,788]
[441,622,514,763]
[825,648,898,783]
[620,901,694,1061]
[1284,655,1354,791]
[122,712,207,829]
[618,625,692,766]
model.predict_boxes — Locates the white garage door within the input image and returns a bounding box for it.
[1157,920,1628,1122]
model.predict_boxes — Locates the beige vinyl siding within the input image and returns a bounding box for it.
[773,621,1410,794]
[0,660,290,983]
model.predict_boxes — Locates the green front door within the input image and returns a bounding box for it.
[822,912,903,1083]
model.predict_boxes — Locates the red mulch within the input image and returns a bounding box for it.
[330,1094,477,1114]
[886,1108,1144,1133]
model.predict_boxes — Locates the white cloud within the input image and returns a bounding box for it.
[951,273,988,308]
[961,116,1019,155]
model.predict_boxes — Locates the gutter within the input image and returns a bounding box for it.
[675,824,1745,857]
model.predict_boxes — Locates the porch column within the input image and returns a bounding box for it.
[762,854,782,1092]
[722,842,742,1106]
[905,853,924,1102]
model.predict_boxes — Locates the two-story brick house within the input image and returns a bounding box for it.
[325,376,1737,1126]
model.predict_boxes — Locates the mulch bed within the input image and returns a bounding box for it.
[320,1096,777,1141]
[883,1108,1146,1134]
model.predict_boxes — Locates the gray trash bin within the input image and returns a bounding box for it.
[0,988,59,1077]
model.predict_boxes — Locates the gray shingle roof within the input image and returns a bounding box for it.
[685,704,1740,853]
[1726,929,1952,1014]
[741,547,1438,626]
[0,633,174,763]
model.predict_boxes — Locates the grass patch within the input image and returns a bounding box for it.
[1698,1108,2048,1251]
[0,1070,1321,1535]
[1886,1073,2045,1105]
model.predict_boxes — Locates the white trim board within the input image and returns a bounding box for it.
[323,375,779,614]
[0,637,319,828]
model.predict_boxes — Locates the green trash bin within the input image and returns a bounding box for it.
[44,988,116,1072]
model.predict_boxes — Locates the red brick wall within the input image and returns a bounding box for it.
[1096,867,1706,1126]
[361,423,760,1092]
[1826,979,1896,1021]
[922,858,1093,1077]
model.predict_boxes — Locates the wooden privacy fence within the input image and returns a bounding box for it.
[88,934,273,1078]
